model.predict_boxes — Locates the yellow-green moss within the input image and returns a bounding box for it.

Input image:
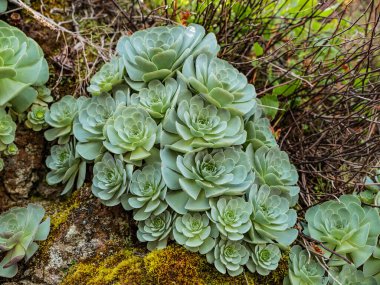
[62,249,144,285]
[61,244,289,285]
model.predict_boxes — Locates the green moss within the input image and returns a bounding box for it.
[61,244,289,285]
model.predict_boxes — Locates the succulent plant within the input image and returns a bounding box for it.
[246,244,281,276]
[25,104,48,131]
[245,117,277,150]
[44,95,82,144]
[73,93,127,160]
[246,185,298,246]
[247,144,300,204]
[329,264,377,285]
[103,105,158,163]
[87,57,124,96]
[136,210,175,251]
[161,95,247,153]
[46,142,86,195]
[0,21,49,113]
[283,245,327,285]
[92,152,133,206]
[121,162,167,220]
[304,194,380,267]
[181,53,256,116]
[130,78,189,120]
[3,142,18,156]
[0,204,50,278]
[35,85,53,105]
[206,238,249,277]
[209,197,252,241]
[116,24,219,89]
[363,241,380,283]
[173,212,218,254]
[0,108,16,151]
[161,147,254,213]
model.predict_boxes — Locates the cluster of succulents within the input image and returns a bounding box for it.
[283,194,380,284]
[43,23,301,277]
[0,20,50,171]
[0,204,50,278]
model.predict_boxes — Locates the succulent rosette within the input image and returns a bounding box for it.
[206,238,250,277]
[246,185,298,246]
[181,53,256,116]
[74,92,127,160]
[0,204,50,278]
[136,210,175,251]
[247,144,300,204]
[130,78,190,120]
[25,104,48,131]
[209,197,252,241]
[92,152,133,206]
[161,147,254,213]
[246,244,281,276]
[173,212,218,254]
[46,142,86,195]
[161,95,247,153]
[116,24,219,89]
[103,105,158,163]
[121,163,168,220]
[0,21,49,113]
[0,108,16,151]
[87,57,124,96]
[245,117,277,150]
[283,245,327,285]
[304,194,380,267]
[44,95,83,144]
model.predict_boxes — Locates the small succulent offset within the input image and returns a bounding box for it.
[136,210,175,251]
[121,163,167,220]
[245,117,277,150]
[0,21,49,113]
[246,185,298,246]
[0,108,16,151]
[35,85,54,105]
[44,96,81,144]
[130,78,184,120]
[247,144,300,204]
[92,152,133,206]
[206,238,250,277]
[3,142,18,156]
[181,53,256,116]
[161,95,247,153]
[246,244,281,276]
[161,147,254,213]
[116,24,219,89]
[329,264,377,285]
[25,104,48,131]
[173,212,218,254]
[303,194,380,267]
[87,57,124,96]
[74,93,127,160]
[103,106,158,163]
[209,197,252,241]
[283,245,327,285]
[46,142,86,195]
[0,204,50,278]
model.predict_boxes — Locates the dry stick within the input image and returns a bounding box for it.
[298,232,352,265]
[9,0,107,59]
